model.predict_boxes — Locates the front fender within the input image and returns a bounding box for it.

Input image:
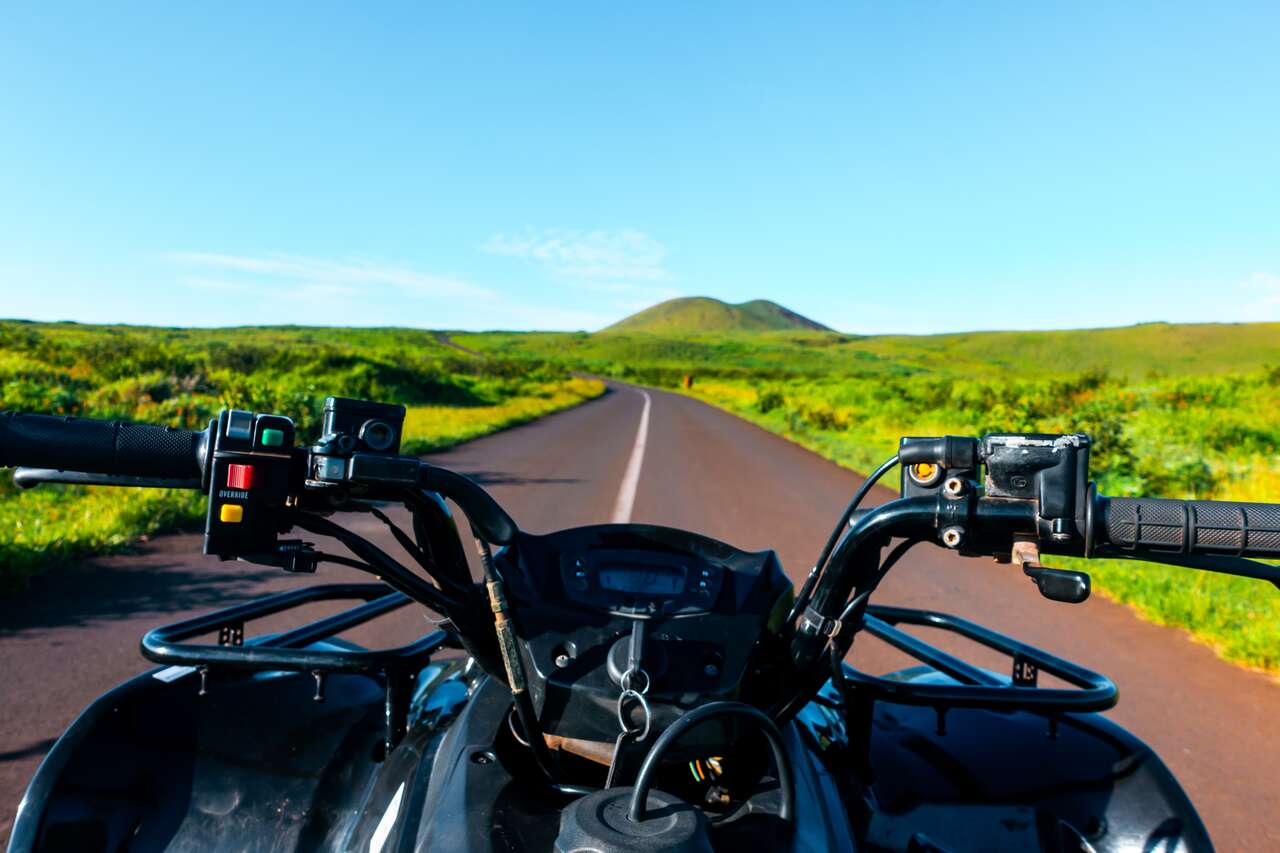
[9,657,469,852]
[796,666,1212,852]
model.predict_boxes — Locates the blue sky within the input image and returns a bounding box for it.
[2,2,1278,334]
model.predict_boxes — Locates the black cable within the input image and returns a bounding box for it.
[874,536,919,578]
[815,454,901,576]
[781,539,921,719]
[290,513,464,614]
[475,535,498,581]
[835,538,920,626]
[366,504,472,599]
[394,489,505,678]
[828,538,921,707]
[474,535,562,786]
[309,552,379,573]
[830,639,850,708]
[776,501,939,724]
[400,488,476,594]
[368,505,434,567]
[628,701,794,825]
[789,454,900,624]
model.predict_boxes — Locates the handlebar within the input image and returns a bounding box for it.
[0,412,208,481]
[7,409,1279,685]
[7,404,1280,767]
[1097,496,1280,560]
[0,409,517,548]
[789,483,1280,689]
[421,465,517,546]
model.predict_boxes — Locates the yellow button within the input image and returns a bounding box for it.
[910,462,939,483]
[219,504,244,523]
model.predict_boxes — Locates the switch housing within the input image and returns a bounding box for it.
[203,410,300,560]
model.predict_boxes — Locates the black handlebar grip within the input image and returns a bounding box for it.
[0,412,206,480]
[1099,496,1280,559]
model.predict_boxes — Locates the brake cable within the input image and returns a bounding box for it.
[837,537,920,626]
[306,552,380,573]
[400,488,477,594]
[366,504,472,599]
[827,538,921,705]
[474,536,562,786]
[788,454,900,624]
[775,535,922,722]
[289,513,464,614]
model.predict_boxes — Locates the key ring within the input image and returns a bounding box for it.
[620,665,650,695]
[616,687,652,741]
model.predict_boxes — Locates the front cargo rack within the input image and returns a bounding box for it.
[141,582,450,751]
[836,605,1118,770]
[849,605,1117,712]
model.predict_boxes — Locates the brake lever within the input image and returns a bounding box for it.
[1012,540,1091,604]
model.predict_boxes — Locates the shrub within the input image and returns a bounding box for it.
[757,389,785,413]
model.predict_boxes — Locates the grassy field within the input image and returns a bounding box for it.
[458,324,1280,673]
[0,321,603,589]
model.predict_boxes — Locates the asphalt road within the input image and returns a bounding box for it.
[3,383,1278,846]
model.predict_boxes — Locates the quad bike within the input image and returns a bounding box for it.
[4,397,1279,851]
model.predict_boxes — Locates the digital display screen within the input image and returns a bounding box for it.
[598,564,686,596]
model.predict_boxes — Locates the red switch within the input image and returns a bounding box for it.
[226,464,255,490]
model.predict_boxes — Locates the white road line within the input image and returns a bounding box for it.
[611,390,651,523]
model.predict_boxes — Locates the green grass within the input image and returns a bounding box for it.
[401,377,606,453]
[458,323,1280,673]
[0,320,603,589]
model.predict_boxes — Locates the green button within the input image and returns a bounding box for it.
[260,428,284,447]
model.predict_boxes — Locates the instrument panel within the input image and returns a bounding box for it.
[599,563,684,595]
[500,524,793,744]
[559,548,725,616]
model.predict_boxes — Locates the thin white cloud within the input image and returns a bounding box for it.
[182,275,360,301]
[481,228,672,283]
[170,252,497,301]
[168,250,612,330]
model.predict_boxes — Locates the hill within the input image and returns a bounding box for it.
[462,321,1280,382]
[603,297,830,334]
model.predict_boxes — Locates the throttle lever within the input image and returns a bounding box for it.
[1012,540,1091,604]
